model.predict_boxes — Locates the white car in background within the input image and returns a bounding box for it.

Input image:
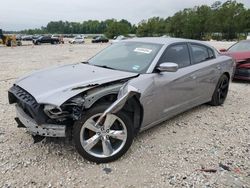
[111,35,126,44]
[69,36,85,44]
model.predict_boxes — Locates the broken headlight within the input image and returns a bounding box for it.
[44,105,64,118]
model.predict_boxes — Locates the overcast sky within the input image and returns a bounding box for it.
[1,0,250,31]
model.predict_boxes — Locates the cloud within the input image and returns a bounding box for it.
[1,0,250,30]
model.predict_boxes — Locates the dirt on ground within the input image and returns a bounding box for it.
[0,41,249,188]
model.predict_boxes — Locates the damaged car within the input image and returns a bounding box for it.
[220,40,250,81]
[9,38,234,163]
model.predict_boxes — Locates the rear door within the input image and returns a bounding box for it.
[188,43,221,101]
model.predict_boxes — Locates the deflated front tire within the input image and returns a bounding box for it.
[73,103,134,163]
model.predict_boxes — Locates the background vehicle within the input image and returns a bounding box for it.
[52,34,64,44]
[33,36,60,45]
[220,40,250,80]
[111,35,126,44]
[92,36,109,43]
[69,36,85,44]
[9,38,234,163]
[21,35,33,41]
[0,29,22,47]
[32,35,41,40]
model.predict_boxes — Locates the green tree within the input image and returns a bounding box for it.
[214,0,246,40]
[105,19,132,38]
[136,17,168,37]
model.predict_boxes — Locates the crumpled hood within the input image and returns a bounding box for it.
[15,63,138,106]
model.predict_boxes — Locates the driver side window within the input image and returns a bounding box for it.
[159,44,191,68]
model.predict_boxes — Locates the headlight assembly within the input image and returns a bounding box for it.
[44,104,63,118]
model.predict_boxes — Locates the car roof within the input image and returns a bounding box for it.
[125,37,217,52]
[126,37,209,45]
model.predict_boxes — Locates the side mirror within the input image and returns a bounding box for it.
[219,48,227,53]
[157,62,179,72]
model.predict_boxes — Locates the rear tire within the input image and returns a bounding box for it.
[73,104,134,163]
[209,74,229,106]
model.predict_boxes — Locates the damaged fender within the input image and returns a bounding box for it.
[95,84,141,125]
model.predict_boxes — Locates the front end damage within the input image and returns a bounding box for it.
[95,85,141,126]
[8,80,141,142]
[8,85,68,140]
[234,59,250,80]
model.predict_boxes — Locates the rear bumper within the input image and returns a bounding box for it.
[234,68,250,81]
[15,105,66,137]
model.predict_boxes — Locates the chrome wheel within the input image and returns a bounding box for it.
[80,113,127,158]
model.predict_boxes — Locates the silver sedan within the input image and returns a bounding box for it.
[9,38,234,163]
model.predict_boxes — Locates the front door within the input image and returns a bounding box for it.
[151,43,201,122]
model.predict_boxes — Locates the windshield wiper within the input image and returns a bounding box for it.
[94,65,115,70]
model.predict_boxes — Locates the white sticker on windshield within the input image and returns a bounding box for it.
[132,65,140,70]
[134,48,152,54]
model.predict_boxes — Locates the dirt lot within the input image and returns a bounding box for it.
[0,41,249,188]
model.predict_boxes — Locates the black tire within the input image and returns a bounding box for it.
[73,103,134,163]
[209,74,229,106]
[6,40,11,47]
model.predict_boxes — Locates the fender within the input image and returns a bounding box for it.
[83,83,123,109]
[95,85,141,125]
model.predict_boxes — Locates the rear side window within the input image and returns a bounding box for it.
[208,48,215,59]
[159,44,191,68]
[190,44,214,64]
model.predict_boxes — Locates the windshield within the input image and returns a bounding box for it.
[228,41,250,52]
[89,42,163,73]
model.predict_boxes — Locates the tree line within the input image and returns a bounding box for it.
[21,19,137,39]
[20,0,250,40]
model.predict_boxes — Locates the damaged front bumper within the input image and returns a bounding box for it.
[234,68,250,80]
[15,105,66,137]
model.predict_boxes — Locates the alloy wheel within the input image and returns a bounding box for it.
[80,113,127,158]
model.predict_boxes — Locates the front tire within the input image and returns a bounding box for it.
[73,104,134,163]
[209,74,229,106]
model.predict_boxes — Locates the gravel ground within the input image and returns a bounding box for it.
[0,41,249,188]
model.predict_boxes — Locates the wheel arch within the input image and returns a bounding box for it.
[223,72,230,80]
[83,84,122,109]
[122,95,144,135]
[89,93,144,135]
